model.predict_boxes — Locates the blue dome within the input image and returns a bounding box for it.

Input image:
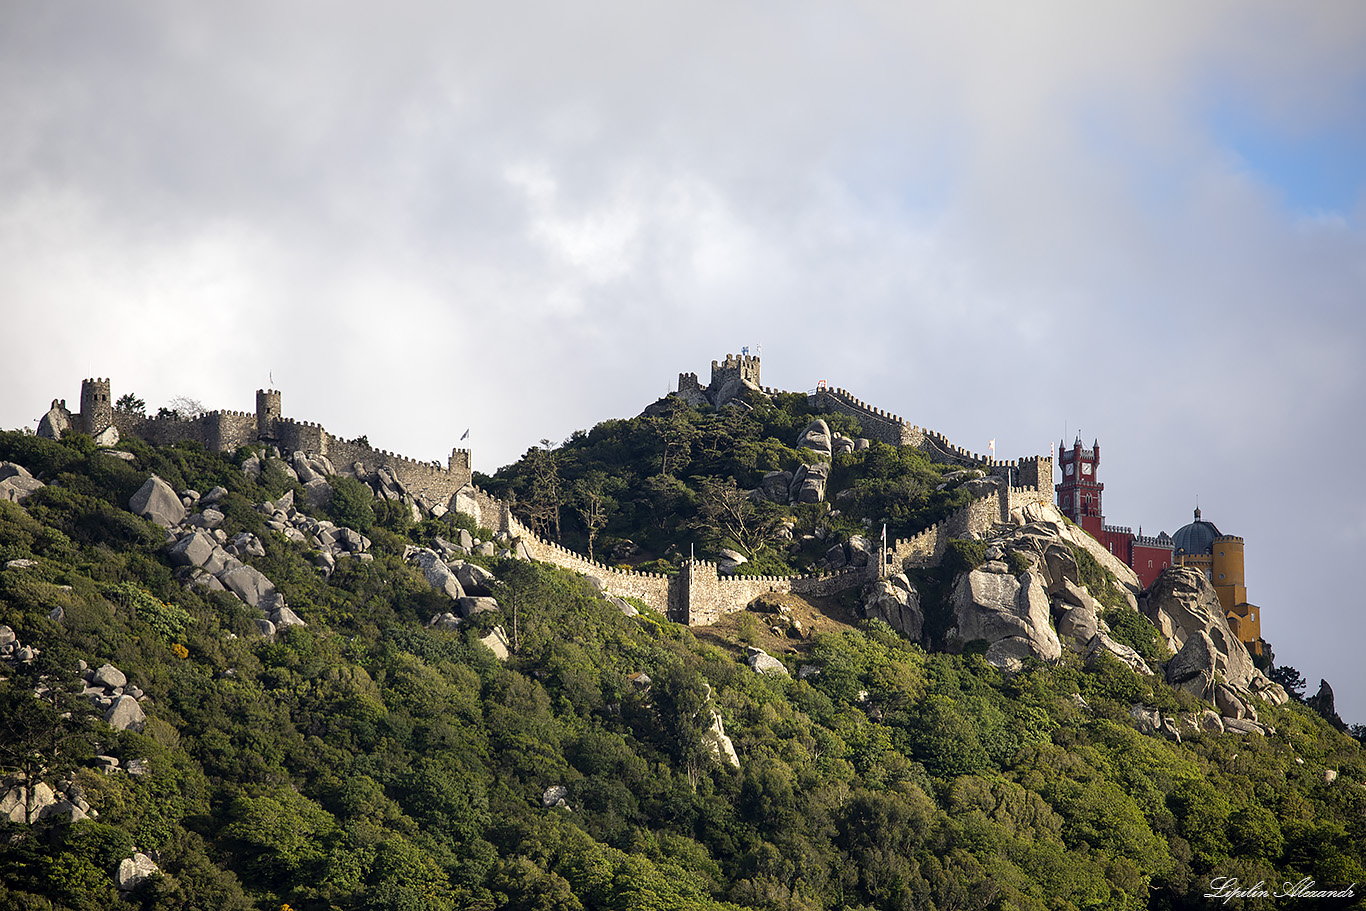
[1172,507,1221,556]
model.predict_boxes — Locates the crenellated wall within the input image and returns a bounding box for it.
[884,484,1053,571]
[51,362,1058,627]
[68,381,473,506]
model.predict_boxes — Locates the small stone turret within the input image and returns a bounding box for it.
[79,378,113,437]
[256,389,281,441]
[711,353,760,390]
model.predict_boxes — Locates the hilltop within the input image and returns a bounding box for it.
[0,362,1362,911]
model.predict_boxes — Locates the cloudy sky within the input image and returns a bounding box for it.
[2,2,1364,723]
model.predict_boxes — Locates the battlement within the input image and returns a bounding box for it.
[711,352,761,388]
[1133,533,1174,548]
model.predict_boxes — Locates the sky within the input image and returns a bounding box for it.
[2,2,1364,724]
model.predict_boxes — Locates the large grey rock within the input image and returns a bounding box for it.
[1142,568,1255,690]
[413,550,465,600]
[92,425,120,447]
[1084,633,1153,676]
[37,405,71,440]
[703,708,740,769]
[129,476,185,528]
[1222,717,1266,736]
[1056,601,1104,649]
[746,647,789,676]
[949,569,1061,663]
[846,535,874,567]
[218,565,278,609]
[0,462,33,482]
[792,462,831,504]
[1165,629,1219,701]
[797,419,832,454]
[0,475,45,503]
[304,478,333,509]
[1246,673,1290,707]
[201,486,228,505]
[862,574,924,640]
[542,785,570,808]
[270,606,306,629]
[92,663,127,689]
[479,626,511,661]
[187,508,225,530]
[1215,683,1254,721]
[1042,543,1079,593]
[202,546,240,576]
[458,596,500,618]
[168,530,216,568]
[0,782,57,823]
[116,853,160,891]
[104,695,146,732]
[454,561,496,591]
[759,471,793,504]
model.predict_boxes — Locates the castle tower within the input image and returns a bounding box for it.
[1055,435,1104,536]
[1173,509,1263,655]
[79,378,113,437]
[710,352,761,390]
[256,389,281,441]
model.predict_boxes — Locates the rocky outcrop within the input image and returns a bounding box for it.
[791,462,830,504]
[703,708,740,769]
[479,626,511,661]
[1141,568,1255,690]
[116,853,161,891]
[412,549,466,600]
[36,403,71,440]
[861,573,923,640]
[0,462,45,504]
[797,419,833,456]
[129,475,186,528]
[948,569,1061,670]
[746,647,789,676]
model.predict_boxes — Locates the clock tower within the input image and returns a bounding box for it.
[1056,435,1104,537]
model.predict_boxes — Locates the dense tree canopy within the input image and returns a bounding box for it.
[0,425,1361,910]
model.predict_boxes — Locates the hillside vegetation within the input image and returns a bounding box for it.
[0,425,1363,911]
[477,391,977,575]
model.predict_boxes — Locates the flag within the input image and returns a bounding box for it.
[460,428,470,441]
[989,439,995,452]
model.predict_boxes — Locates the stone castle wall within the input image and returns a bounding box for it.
[53,362,1055,626]
[89,382,473,507]
[885,485,1052,570]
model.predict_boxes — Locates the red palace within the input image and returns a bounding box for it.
[1055,436,1175,589]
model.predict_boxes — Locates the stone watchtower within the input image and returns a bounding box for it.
[80,378,113,437]
[710,353,761,390]
[256,389,281,441]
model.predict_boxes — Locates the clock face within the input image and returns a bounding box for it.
[1064,463,1074,476]
[1081,462,1092,475]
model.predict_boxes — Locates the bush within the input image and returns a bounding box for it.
[328,476,376,532]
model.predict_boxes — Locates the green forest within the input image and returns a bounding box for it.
[476,390,979,575]
[0,415,1363,911]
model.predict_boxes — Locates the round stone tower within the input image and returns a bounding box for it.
[256,389,281,440]
[80,378,113,437]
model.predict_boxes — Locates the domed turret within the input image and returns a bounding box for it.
[1172,507,1221,556]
